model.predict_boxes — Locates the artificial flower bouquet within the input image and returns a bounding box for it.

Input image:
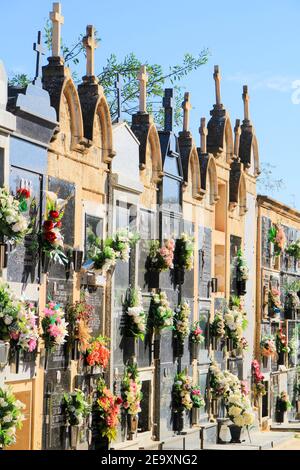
[87,228,139,273]
[277,391,292,412]
[124,287,146,340]
[41,191,68,266]
[10,302,39,353]
[62,389,91,427]
[190,321,205,344]
[224,306,248,349]
[268,224,286,256]
[190,386,205,409]
[0,282,21,342]
[174,233,194,271]
[150,291,174,333]
[268,287,282,318]
[172,371,193,412]
[121,363,143,416]
[85,336,110,369]
[173,301,190,343]
[0,187,29,244]
[0,387,25,448]
[67,297,93,353]
[42,301,68,351]
[260,334,277,358]
[209,362,240,399]
[236,249,249,281]
[275,328,290,354]
[286,240,300,260]
[210,312,225,339]
[147,238,175,272]
[252,360,266,397]
[95,378,122,443]
[225,391,254,428]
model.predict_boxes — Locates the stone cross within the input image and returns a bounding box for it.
[242,85,250,121]
[115,73,123,122]
[213,65,222,106]
[83,25,98,78]
[137,65,148,113]
[33,31,45,83]
[199,117,208,153]
[49,3,64,58]
[162,88,173,132]
[182,92,192,132]
[234,119,241,158]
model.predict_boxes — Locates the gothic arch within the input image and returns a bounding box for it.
[60,76,84,149]
[251,134,260,176]
[144,123,163,184]
[207,156,219,204]
[187,146,202,199]
[224,118,234,163]
[95,96,114,163]
[239,171,247,215]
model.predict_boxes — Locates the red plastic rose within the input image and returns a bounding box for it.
[43,220,54,231]
[45,231,57,242]
[49,210,59,220]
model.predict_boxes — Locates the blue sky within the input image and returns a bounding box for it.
[1,0,299,208]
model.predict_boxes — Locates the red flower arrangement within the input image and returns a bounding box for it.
[85,336,110,369]
[95,378,122,442]
[41,191,68,266]
[16,186,31,212]
[252,360,266,396]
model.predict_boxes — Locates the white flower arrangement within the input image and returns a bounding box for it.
[125,288,146,340]
[174,301,190,342]
[0,187,29,243]
[224,306,248,348]
[0,387,25,448]
[236,250,249,281]
[150,291,174,332]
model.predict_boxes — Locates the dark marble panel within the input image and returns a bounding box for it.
[198,226,212,299]
[159,363,176,439]
[7,167,42,284]
[47,279,73,307]
[42,369,71,450]
[261,216,271,268]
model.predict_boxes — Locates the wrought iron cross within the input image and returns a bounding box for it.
[33,31,45,83]
[163,88,174,132]
[115,73,123,122]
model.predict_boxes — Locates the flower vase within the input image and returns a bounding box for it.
[276,409,285,424]
[191,342,200,360]
[278,351,285,366]
[0,340,10,367]
[211,398,220,416]
[72,339,80,361]
[173,411,184,432]
[0,242,8,269]
[70,425,81,450]
[128,414,138,439]
[296,400,300,414]
[237,279,247,296]
[229,424,242,443]
[153,333,161,359]
[191,406,199,425]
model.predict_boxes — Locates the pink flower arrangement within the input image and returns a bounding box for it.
[148,239,175,272]
[10,302,39,353]
[42,302,68,350]
[241,380,249,396]
[252,360,266,397]
[190,321,204,344]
